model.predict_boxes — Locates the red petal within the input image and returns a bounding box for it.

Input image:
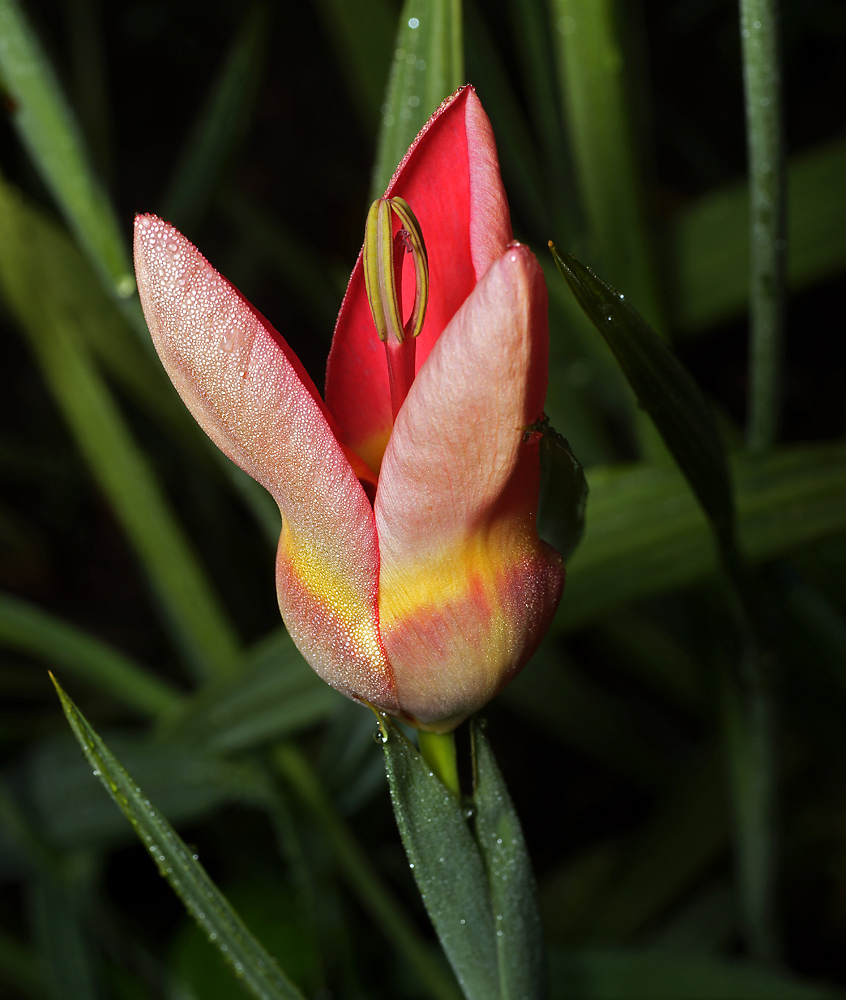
[373,244,563,730]
[325,86,512,472]
[133,215,397,710]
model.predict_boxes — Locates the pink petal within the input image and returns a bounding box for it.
[374,244,564,730]
[133,215,397,710]
[325,86,512,472]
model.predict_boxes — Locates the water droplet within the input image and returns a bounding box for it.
[408,16,419,28]
[116,275,136,298]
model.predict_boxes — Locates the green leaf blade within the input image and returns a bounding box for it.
[380,718,499,1000]
[0,0,134,302]
[558,445,846,630]
[161,6,270,231]
[536,418,588,562]
[550,0,661,329]
[472,719,547,1000]
[51,676,306,1000]
[371,0,463,198]
[0,180,241,679]
[549,244,735,549]
[0,593,180,719]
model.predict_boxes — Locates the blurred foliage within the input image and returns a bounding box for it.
[1,0,845,997]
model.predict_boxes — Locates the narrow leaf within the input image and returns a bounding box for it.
[0,178,241,679]
[29,876,98,1000]
[549,0,661,328]
[549,244,735,552]
[273,743,462,1000]
[557,444,846,630]
[311,0,395,133]
[668,139,846,333]
[471,719,546,1000]
[464,3,549,237]
[161,6,270,231]
[29,732,271,851]
[582,748,727,943]
[380,717,499,1000]
[0,0,136,304]
[165,629,337,751]
[548,948,840,1000]
[51,675,306,1000]
[0,593,180,719]
[371,0,463,198]
[534,416,588,562]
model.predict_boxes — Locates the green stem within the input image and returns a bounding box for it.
[272,744,461,1000]
[726,0,784,964]
[741,0,786,454]
[418,730,461,798]
[721,649,778,963]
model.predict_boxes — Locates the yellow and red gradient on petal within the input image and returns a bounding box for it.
[133,85,564,732]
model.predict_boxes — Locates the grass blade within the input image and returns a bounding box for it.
[0,593,180,719]
[380,717,498,1000]
[471,720,546,1000]
[558,444,846,629]
[667,140,846,333]
[549,948,840,999]
[0,0,135,305]
[29,876,98,1000]
[273,743,462,1000]
[549,245,735,552]
[161,5,270,231]
[51,675,306,1000]
[0,179,241,679]
[371,0,463,198]
[549,0,661,328]
[311,0,395,133]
